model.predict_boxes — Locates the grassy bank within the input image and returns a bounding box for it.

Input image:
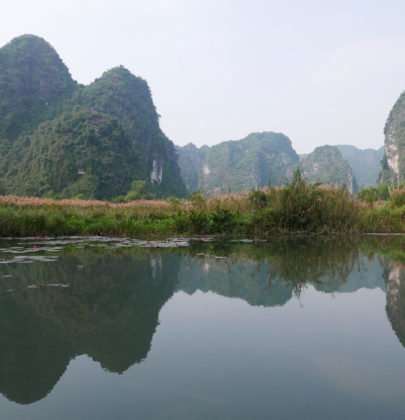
[0,175,405,237]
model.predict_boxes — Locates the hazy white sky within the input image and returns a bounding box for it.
[1,0,404,153]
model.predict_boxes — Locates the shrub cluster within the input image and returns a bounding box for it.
[1,171,405,237]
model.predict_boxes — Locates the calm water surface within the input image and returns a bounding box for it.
[0,235,405,419]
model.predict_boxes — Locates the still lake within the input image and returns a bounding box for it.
[0,235,405,419]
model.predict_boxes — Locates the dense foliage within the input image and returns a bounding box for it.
[0,35,76,140]
[2,109,137,199]
[357,184,390,203]
[0,35,186,200]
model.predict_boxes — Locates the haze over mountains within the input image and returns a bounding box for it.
[176,132,299,195]
[0,35,390,199]
[336,145,384,188]
[176,139,383,195]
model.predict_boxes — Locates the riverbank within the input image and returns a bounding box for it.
[0,178,404,237]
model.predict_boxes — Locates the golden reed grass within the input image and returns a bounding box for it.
[0,195,172,209]
[0,195,180,219]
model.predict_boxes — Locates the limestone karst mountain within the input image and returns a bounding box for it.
[0,35,186,199]
[299,145,358,194]
[379,89,405,184]
[176,132,299,195]
[176,135,383,196]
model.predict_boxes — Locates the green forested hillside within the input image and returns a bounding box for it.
[2,110,137,199]
[176,132,299,195]
[72,66,186,198]
[0,35,186,199]
[299,146,358,194]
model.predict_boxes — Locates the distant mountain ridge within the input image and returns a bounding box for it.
[0,34,186,199]
[0,35,386,199]
[176,132,299,195]
[177,134,383,195]
[336,145,384,188]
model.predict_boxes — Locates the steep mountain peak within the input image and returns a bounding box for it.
[0,34,76,139]
[74,65,158,129]
[72,65,186,197]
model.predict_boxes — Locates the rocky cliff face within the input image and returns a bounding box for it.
[299,146,358,194]
[176,132,299,195]
[379,90,405,184]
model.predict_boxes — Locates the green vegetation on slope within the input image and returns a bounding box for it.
[176,132,299,195]
[73,67,186,198]
[0,34,76,141]
[299,145,358,193]
[2,109,137,199]
[0,35,186,200]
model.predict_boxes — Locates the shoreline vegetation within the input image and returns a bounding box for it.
[0,171,404,237]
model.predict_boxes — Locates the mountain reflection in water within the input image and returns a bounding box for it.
[0,236,403,406]
[0,249,180,404]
